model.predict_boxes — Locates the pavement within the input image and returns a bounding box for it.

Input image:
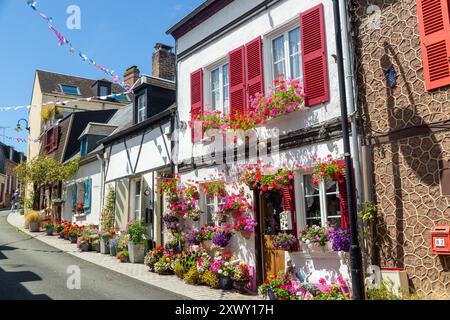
[5,210,259,300]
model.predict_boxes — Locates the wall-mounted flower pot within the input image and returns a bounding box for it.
[29,222,40,233]
[127,242,145,264]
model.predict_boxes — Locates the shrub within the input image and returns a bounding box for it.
[200,271,219,289]
[183,265,200,285]
[25,211,43,226]
[366,280,405,300]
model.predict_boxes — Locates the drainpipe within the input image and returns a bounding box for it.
[339,0,364,210]
[332,0,365,300]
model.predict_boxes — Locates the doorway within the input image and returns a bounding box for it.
[257,190,286,281]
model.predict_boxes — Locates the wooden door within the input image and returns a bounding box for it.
[260,191,285,280]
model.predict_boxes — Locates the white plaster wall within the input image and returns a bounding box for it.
[176,0,339,163]
[104,122,171,183]
[62,159,102,226]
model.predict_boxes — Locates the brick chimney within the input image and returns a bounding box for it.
[152,43,175,81]
[124,66,141,88]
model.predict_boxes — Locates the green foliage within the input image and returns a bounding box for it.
[366,280,405,300]
[359,201,378,223]
[199,271,219,289]
[127,220,147,243]
[179,252,199,271]
[100,187,116,231]
[183,265,200,285]
[15,156,80,186]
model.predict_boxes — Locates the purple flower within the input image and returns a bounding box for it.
[328,228,351,252]
[212,231,232,247]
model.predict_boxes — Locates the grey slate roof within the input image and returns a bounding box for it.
[36,70,126,98]
[78,123,118,140]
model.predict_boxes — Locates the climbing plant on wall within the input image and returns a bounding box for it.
[100,187,116,231]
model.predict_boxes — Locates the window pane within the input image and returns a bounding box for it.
[325,181,341,228]
[137,95,146,123]
[222,64,229,115]
[288,28,302,80]
[206,196,216,226]
[211,68,220,111]
[263,190,283,235]
[272,35,286,79]
[99,86,109,97]
[303,175,321,226]
[60,84,80,95]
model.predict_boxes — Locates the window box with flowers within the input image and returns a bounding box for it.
[195,76,305,135]
[240,164,295,192]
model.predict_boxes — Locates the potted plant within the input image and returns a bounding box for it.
[299,225,331,252]
[117,250,129,263]
[127,220,147,263]
[56,222,65,238]
[233,215,257,239]
[44,222,54,236]
[273,232,299,252]
[99,231,112,254]
[92,239,101,252]
[68,227,79,244]
[109,238,119,256]
[79,235,90,252]
[25,211,42,232]
[212,227,233,248]
[210,253,236,290]
[144,246,164,272]
[232,262,252,292]
[154,255,174,275]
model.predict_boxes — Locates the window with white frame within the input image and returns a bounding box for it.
[270,26,302,82]
[203,194,224,226]
[301,174,341,228]
[137,94,147,124]
[209,63,229,115]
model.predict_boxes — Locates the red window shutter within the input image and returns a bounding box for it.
[245,37,264,107]
[190,68,204,143]
[281,182,298,238]
[52,126,59,151]
[229,46,246,115]
[417,0,450,91]
[300,4,329,107]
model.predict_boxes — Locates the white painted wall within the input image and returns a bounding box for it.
[176,0,340,163]
[62,158,102,226]
[104,122,171,183]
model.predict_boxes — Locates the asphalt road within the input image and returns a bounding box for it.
[0,210,188,300]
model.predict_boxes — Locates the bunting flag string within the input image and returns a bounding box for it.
[0,90,132,113]
[26,0,133,93]
[0,133,27,144]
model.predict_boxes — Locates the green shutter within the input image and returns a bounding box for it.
[84,179,92,214]
[72,184,77,214]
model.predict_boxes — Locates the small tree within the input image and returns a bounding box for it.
[100,187,116,231]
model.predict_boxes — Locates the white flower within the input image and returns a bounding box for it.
[305,239,311,245]
[224,262,230,266]
[218,269,223,274]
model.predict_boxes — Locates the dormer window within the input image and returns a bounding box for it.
[60,84,81,96]
[99,85,110,97]
[137,94,147,124]
[80,137,88,157]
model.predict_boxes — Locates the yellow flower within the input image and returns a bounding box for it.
[165,257,171,262]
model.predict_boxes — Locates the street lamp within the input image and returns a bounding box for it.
[15,119,30,132]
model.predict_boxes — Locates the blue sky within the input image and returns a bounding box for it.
[0,0,204,153]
